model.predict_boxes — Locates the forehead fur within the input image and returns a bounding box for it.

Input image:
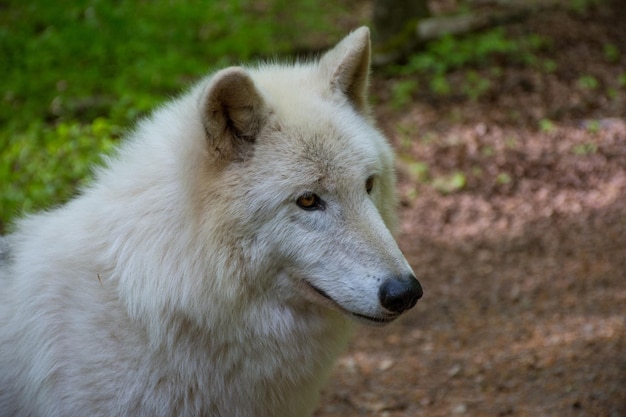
[246,63,387,185]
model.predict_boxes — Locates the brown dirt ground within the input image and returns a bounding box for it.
[315,1,626,416]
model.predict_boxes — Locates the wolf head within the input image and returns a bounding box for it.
[188,27,422,325]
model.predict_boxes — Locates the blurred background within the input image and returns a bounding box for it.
[1,0,625,416]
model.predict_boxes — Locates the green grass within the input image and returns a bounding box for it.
[391,27,550,100]
[0,0,346,232]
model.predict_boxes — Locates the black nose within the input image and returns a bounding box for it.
[379,275,423,314]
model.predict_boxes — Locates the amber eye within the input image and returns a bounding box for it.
[297,193,321,210]
[365,175,375,194]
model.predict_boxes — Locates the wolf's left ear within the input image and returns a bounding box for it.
[319,26,371,113]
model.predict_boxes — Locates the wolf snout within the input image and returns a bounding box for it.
[379,275,423,314]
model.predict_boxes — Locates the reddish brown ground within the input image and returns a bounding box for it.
[315,1,626,416]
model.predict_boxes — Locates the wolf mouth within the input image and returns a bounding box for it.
[306,282,398,324]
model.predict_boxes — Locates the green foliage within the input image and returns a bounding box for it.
[539,118,556,133]
[429,75,452,96]
[541,59,558,73]
[432,171,466,194]
[577,75,599,90]
[481,145,495,157]
[406,160,430,183]
[603,43,620,64]
[0,0,345,231]
[496,172,512,185]
[2,120,118,231]
[0,0,342,131]
[395,28,548,99]
[585,119,602,134]
[607,87,617,100]
[391,79,419,109]
[405,28,547,74]
[570,0,603,14]
[462,70,491,101]
[572,142,598,155]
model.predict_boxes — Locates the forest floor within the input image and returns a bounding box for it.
[315,1,626,416]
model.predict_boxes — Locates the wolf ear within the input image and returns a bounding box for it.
[203,67,268,158]
[319,26,371,113]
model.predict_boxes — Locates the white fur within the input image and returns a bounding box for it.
[0,27,418,417]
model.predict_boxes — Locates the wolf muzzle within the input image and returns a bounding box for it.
[379,275,423,314]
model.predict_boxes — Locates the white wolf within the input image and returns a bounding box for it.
[0,27,422,417]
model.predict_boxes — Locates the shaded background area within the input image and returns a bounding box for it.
[318,1,626,415]
[2,0,625,416]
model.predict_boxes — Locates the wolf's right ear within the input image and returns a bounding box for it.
[203,67,268,159]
